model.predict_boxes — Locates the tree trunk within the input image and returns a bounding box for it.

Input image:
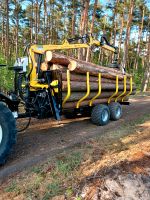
[16,14,19,58]
[113,0,119,47]
[141,66,150,92]
[71,0,76,36]
[30,0,33,43]
[118,2,125,59]
[122,0,134,71]
[141,29,150,92]
[86,0,98,62]
[134,7,145,70]
[78,0,90,60]
[35,0,38,43]
[5,0,9,60]
[43,0,47,44]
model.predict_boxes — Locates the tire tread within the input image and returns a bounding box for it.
[0,102,17,164]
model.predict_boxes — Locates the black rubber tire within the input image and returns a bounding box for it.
[91,104,110,126]
[109,102,122,121]
[0,102,17,164]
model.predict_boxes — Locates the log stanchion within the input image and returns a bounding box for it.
[89,73,101,106]
[108,75,119,104]
[76,72,90,109]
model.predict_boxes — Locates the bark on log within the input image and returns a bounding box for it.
[63,97,129,109]
[50,66,132,85]
[68,60,128,80]
[45,51,70,66]
[62,81,136,92]
[61,72,131,85]
[62,90,136,102]
[44,52,130,80]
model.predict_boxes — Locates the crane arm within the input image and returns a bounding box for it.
[29,34,118,55]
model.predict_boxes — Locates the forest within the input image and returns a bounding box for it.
[0,0,149,91]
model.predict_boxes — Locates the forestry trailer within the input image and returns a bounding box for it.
[0,34,133,164]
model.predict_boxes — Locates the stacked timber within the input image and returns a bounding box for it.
[41,51,136,109]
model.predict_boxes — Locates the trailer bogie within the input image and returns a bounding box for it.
[91,104,110,126]
[109,102,123,121]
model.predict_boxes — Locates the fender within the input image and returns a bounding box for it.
[0,92,19,112]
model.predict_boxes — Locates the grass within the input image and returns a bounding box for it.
[43,181,62,200]
[55,152,82,176]
[31,166,43,174]
[5,181,20,194]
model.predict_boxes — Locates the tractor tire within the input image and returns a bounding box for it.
[91,104,110,126]
[0,102,17,164]
[109,102,122,121]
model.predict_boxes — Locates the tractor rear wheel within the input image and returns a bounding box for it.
[109,102,122,121]
[0,103,17,164]
[91,104,110,126]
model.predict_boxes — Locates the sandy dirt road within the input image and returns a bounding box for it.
[0,95,150,181]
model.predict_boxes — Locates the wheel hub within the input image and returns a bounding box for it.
[116,107,121,118]
[0,125,3,145]
[102,110,109,122]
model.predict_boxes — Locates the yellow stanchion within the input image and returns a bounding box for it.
[76,72,90,109]
[122,77,133,102]
[108,75,119,104]
[89,73,101,106]
[62,70,71,107]
[115,75,127,102]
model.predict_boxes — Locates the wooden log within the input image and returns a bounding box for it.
[68,60,128,80]
[62,81,136,92]
[50,64,67,71]
[43,65,135,90]
[49,64,132,85]
[63,97,129,109]
[44,52,130,80]
[50,65,120,83]
[61,72,132,85]
[45,51,70,66]
[62,90,136,102]
[68,59,128,76]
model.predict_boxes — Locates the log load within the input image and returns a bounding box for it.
[40,51,135,109]
[62,81,136,92]
[61,72,132,85]
[44,52,131,80]
[63,97,129,109]
[62,90,136,102]
[68,60,126,80]
[50,65,133,85]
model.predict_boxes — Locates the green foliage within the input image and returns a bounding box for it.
[43,181,62,199]
[56,152,82,176]
[31,166,43,174]
[5,181,20,193]
[0,54,15,91]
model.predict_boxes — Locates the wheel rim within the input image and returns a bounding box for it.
[116,107,121,118]
[102,109,109,122]
[0,125,3,145]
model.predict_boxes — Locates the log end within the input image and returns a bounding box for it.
[68,60,77,71]
[45,51,53,62]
